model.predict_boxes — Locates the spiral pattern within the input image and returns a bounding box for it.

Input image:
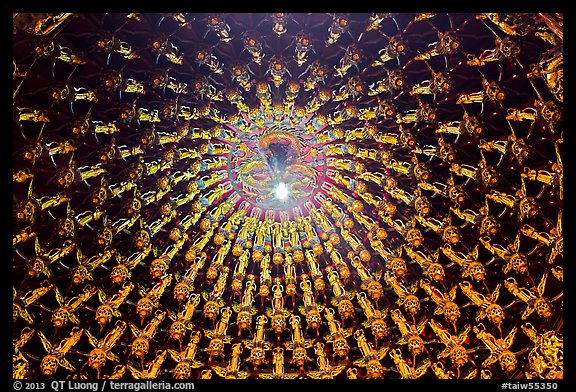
[13,13,563,380]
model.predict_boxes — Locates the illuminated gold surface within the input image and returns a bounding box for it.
[12,13,563,380]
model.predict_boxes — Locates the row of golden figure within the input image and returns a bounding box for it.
[13,13,563,380]
[13,13,563,111]
[12,231,563,379]
[12,124,564,379]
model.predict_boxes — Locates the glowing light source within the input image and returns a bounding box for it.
[275,182,289,200]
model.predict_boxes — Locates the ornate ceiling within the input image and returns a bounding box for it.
[12,13,563,380]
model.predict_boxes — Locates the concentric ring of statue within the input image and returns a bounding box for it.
[12,13,563,380]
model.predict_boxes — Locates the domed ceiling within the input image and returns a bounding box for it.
[12,13,563,380]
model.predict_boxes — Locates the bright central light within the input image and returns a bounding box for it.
[275,182,289,200]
